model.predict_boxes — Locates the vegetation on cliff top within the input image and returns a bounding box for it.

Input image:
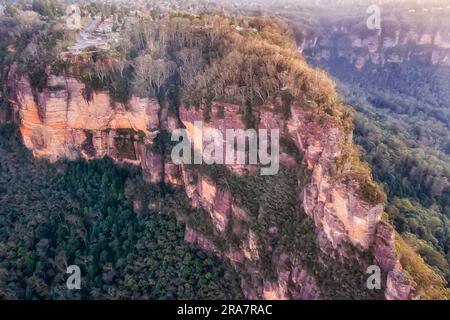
[3,9,386,208]
[395,235,449,299]
[118,13,384,205]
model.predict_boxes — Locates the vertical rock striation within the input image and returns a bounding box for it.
[7,67,413,300]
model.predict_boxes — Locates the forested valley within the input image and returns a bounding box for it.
[0,124,243,299]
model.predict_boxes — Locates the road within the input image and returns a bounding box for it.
[67,18,110,54]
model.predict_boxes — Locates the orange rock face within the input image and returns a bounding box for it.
[179,99,384,250]
[9,70,409,300]
[10,73,160,164]
[178,98,408,300]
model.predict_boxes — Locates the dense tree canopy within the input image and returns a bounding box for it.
[0,124,243,299]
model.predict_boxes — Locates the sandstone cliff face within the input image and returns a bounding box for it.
[179,99,384,250]
[287,105,384,250]
[181,169,321,300]
[177,99,410,299]
[8,66,172,185]
[373,223,413,300]
[7,69,412,300]
[301,27,450,69]
[8,69,156,164]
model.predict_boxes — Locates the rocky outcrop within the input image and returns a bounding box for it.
[177,99,405,299]
[7,66,176,185]
[7,67,410,300]
[184,226,221,255]
[301,27,450,69]
[385,268,413,300]
[373,222,413,300]
[8,68,158,163]
[286,104,384,250]
[180,99,385,250]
